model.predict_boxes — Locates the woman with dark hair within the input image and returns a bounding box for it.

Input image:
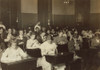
[12,28,18,37]
[17,30,27,51]
[4,28,14,44]
[47,29,51,36]
[54,31,68,45]
[0,27,6,50]
[26,32,41,49]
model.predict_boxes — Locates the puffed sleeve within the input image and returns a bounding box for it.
[40,43,47,56]
[18,48,28,58]
[26,40,32,49]
[1,48,9,62]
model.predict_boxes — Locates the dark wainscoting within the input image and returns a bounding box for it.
[90,13,100,30]
[21,14,75,29]
[65,15,76,27]
[0,0,21,29]
[21,13,38,29]
[52,15,75,28]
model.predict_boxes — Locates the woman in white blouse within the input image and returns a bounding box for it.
[1,38,28,63]
[26,33,41,49]
[4,28,13,42]
[39,35,57,70]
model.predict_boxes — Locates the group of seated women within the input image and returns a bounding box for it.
[0,23,100,70]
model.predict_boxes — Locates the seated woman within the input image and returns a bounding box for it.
[38,35,58,70]
[4,28,13,42]
[41,35,57,56]
[54,31,68,45]
[17,30,27,51]
[0,27,6,50]
[26,33,41,49]
[91,33,100,49]
[40,35,67,70]
[1,38,28,63]
[4,28,14,49]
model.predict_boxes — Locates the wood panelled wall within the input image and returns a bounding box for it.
[0,0,1,21]
[0,0,21,29]
[90,0,100,29]
[75,0,90,30]
[52,0,75,28]
[38,0,52,27]
[21,0,38,29]
[1,0,99,30]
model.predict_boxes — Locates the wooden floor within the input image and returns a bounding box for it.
[84,64,100,70]
[81,60,100,70]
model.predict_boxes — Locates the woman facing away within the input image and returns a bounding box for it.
[1,38,28,63]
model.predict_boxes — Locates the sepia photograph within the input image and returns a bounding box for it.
[0,0,100,70]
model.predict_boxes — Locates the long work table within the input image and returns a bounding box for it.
[1,57,37,70]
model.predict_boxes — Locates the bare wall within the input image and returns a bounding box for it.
[52,0,75,27]
[21,0,38,28]
[90,0,100,29]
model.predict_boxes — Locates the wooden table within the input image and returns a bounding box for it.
[45,52,73,65]
[1,57,37,70]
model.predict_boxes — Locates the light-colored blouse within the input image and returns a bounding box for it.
[1,47,27,63]
[26,39,40,49]
[40,41,57,56]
